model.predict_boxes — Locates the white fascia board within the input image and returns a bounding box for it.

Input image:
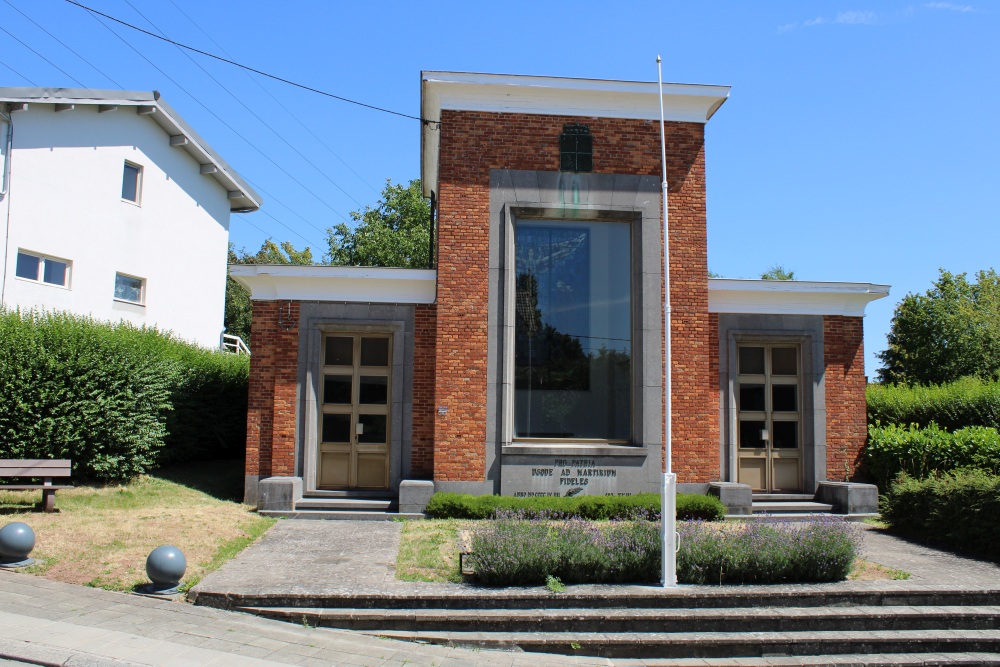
[229,265,437,304]
[420,71,730,198]
[708,279,891,317]
[0,87,260,212]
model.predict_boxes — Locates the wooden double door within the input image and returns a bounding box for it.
[318,333,391,490]
[736,344,802,493]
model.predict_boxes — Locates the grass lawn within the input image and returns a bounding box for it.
[0,460,274,592]
[397,519,908,584]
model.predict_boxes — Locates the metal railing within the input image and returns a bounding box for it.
[221,333,250,356]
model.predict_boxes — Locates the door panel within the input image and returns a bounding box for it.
[736,345,802,493]
[318,333,391,490]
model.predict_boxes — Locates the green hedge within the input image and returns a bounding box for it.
[880,470,1000,560]
[0,309,248,482]
[424,491,726,521]
[866,422,1000,488]
[867,377,1000,432]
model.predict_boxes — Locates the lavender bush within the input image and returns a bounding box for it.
[470,512,860,587]
[677,517,861,584]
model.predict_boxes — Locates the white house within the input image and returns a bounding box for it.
[0,87,260,347]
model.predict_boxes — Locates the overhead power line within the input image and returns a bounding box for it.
[0,23,85,86]
[120,0,363,209]
[0,57,37,85]
[163,0,379,195]
[82,10,348,233]
[3,0,122,88]
[65,0,435,125]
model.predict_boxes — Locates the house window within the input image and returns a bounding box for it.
[114,273,145,305]
[559,124,593,173]
[513,219,631,441]
[15,250,70,288]
[121,161,142,203]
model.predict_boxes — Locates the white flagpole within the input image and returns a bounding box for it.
[657,55,678,588]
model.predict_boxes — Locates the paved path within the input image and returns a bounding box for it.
[193,520,1000,601]
[0,569,594,667]
[3,520,1000,666]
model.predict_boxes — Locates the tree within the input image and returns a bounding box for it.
[325,179,431,268]
[877,269,1000,385]
[761,264,795,281]
[224,240,314,344]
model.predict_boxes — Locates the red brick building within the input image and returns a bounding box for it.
[232,72,888,515]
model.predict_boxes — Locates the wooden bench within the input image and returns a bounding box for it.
[0,459,73,512]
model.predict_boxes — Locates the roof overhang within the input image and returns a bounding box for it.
[229,265,437,303]
[708,279,890,317]
[0,87,260,212]
[420,71,731,198]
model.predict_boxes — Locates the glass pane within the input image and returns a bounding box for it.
[15,252,39,280]
[359,376,388,405]
[514,219,631,440]
[772,385,798,412]
[323,375,351,404]
[43,259,67,286]
[321,414,350,442]
[738,347,765,375]
[772,421,798,449]
[772,348,798,375]
[360,338,389,367]
[738,384,765,411]
[122,163,139,201]
[357,414,387,444]
[739,420,766,449]
[114,274,143,303]
[325,337,353,366]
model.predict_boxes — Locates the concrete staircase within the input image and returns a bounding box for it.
[259,492,423,520]
[206,588,1000,663]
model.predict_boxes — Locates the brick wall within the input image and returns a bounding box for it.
[245,300,300,481]
[434,110,717,483]
[823,315,867,481]
[411,303,437,478]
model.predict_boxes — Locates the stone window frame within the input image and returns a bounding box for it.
[719,321,826,494]
[300,315,408,496]
[486,171,665,487]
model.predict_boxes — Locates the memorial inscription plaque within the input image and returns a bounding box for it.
[500,453,652,497]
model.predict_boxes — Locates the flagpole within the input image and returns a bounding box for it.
[657,54,678,588]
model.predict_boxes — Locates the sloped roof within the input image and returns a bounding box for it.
[0,87,260,212]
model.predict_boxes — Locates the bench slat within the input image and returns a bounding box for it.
[0,459,71,467]
[0,485,74,491]
[0,459,72,477]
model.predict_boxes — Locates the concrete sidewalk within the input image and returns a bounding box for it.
[3,520,1000,667]
[0,569,596,667]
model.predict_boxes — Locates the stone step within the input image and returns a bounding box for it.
[645,654,1000,666]
[259,510,424,521]
[728,512,879,521]
[366,628,1000,660]
[295,497,395,511]
[753,494,816,502]
[240,605,1000,634]
[194,587,1000,611]
[752,501,834,513]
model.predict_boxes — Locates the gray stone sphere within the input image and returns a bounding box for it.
[0,522,35,560]
[145,545,186,586]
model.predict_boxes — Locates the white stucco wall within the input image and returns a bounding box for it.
[0,103,232,347]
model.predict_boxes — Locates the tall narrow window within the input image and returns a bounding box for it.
[15,250,70,287]
[559,124,593,173]
[514,219,631,441]
[114,272,145,305]
[122,161,142,203]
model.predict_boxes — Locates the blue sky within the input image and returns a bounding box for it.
[1,0,997,376]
